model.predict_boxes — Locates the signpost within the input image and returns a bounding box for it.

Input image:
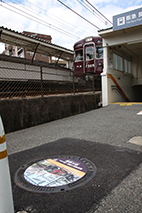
[113,7,142,31]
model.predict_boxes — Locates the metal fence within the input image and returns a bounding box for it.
[0,56,101,99]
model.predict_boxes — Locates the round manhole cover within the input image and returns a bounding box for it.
[15,155,97,193]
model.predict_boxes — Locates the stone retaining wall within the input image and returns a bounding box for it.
[0,92,101,133]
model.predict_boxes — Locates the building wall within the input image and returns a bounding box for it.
[131,56,142,101]
[132,56,142,85]
[106,46,133,102]
[4,44,18,57]
[23,31,52,63]
[107,68,134,102]
[101,40,142,104]
[106,51,142,103]
[22,31,52,42]
[25,51,51,63]
[99,25,142,105]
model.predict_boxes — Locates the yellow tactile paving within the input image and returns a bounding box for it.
[111,102,142,106]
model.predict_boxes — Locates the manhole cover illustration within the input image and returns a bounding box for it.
[15,155,96,193]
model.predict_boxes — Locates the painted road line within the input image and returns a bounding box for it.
[127,136,142,146]
[137,111,142,115]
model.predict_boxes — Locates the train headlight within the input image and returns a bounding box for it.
[76,65,82,69]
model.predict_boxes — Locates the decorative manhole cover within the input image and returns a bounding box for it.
[15,155,97,193]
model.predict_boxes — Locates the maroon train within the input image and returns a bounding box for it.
[73,36,103,76]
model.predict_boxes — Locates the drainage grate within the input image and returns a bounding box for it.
[14,155,97,193]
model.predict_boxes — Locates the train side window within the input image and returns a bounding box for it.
[96,47,103,59]
[75,49,83,61]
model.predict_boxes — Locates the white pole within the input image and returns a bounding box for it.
[0,116,14,213]
[101,44,109,107]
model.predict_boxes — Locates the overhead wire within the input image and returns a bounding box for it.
[3,0,90,38]
[1,0,112,44]
[84,0,113,25]
[76,0,112,27]
[23,0,90,35]
[4,0,79,38]
[1,0,80,40]
[57,0,100,30]
[10,0,82,35]
[76,0,109,26]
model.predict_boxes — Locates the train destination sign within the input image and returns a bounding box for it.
[15,156,97,193]
[113,7,142,31]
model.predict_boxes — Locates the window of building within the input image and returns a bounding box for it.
[29,52,34,56]
[113,53,123,71]
[113,53,131,73]
[124,58,131,73]
[41,55,47,57]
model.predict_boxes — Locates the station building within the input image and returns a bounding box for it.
[98,7,142,106]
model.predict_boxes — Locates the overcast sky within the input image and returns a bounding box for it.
[0,0,142,52]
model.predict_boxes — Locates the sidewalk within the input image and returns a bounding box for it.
[6,103,142,213]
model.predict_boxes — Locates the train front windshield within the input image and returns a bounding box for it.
[85,45,94,60]
[75,49,83,62]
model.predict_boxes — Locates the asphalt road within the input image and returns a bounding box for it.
[6,103,142,213]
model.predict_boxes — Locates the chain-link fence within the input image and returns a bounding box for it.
[0,57,101,99]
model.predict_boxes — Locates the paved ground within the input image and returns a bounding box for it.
[6,103,142,213]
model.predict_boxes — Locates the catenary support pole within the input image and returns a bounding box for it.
[0,116,14,213]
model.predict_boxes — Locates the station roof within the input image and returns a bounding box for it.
[0,26,74,62]
[98,24,142,57]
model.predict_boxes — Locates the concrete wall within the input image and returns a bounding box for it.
[0,60,72,82]
[0,92,101,134]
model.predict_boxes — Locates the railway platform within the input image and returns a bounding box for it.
[5,103,142,213]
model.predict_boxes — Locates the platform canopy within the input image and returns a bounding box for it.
[0,26,74,62]
[98,25,142,58]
